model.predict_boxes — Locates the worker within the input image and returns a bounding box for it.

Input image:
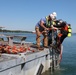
[35,12,57,49]
[53,19,72,53]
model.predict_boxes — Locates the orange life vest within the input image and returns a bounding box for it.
[62,24,68,31]
[58,24,68,37]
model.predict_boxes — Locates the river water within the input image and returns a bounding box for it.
[2,32,76,75]
[42,34,76,75]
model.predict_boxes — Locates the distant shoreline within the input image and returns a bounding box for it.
[0,29,32,33]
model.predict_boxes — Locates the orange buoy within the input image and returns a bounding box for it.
[12,49,18,54]
[32,50,35,52]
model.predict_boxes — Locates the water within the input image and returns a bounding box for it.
[1,32,76,75]
[42,34,76,75]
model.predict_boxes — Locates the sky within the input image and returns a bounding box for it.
[0,0,76,32]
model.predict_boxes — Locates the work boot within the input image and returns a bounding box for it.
[38,47,44,50]
[44,44,49,48]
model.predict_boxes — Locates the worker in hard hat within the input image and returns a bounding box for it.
[35,12,57,49]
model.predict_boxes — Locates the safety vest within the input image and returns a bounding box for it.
[46,16,51,27]
[45,16,56,28]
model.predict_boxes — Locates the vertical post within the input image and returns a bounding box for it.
[50,28,61,73]
[52,29,59,70]
[51,29,58,71]
[49,28,55,73]
[8,36,13,47]
[51,29,55,72]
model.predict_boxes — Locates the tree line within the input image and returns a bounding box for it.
[0,29,32,33]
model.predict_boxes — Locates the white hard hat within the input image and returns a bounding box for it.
[49,14,56,20]
[52,12,57,17]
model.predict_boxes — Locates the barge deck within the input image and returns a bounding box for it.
[0,35,62,75]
